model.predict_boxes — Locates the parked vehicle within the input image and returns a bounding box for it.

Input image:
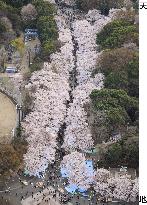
[5,67,17,73]
[21,180,28,186]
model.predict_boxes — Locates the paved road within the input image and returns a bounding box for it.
[21,186,72,205]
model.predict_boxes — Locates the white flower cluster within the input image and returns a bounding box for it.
[61,151,94,190]
[24,130,57,177]
[61,155,139,202]
[94,168,112,198]
[94,168,139,202]
[22,15,75,176]
[129,178,139,202]
[63,16,109,152]
[61,0,76,6]
[46,0,56,4]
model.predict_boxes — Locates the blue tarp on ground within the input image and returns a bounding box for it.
[65,184,77,194]
[80,192,89,197]
[60,160,94,194]
[85,160,94,177]
[61,167,69,177]
[78,187,87,193]
[61,160,94,178]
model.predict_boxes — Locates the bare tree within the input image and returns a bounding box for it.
[21,4,37,22]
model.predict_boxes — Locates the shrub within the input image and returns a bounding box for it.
[95,48,139,97]
[90,89,138,128]
[127,57,139,97]
[29,56,43,72]
[0,144,21,176]
[0,21,7,34]
[0,1,23,32]
[37,16,58,42]
[11,37,25,55]
[103,135,139,168]
[0,135,28,178]
[113,9,136,23]
[76,0,124,14]
[33,0,58,59]
[41,40,60,60]
[96,19,138,49]
[21,89,33,114]
[32,0,56,16]
[2,0,32,8]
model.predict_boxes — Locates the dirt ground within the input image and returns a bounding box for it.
[0,92,17,143]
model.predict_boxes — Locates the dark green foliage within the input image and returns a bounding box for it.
[41,40,60,60]
[107,59,138,97]
[95,47,139,97]
[90,12,139,169]
[22,89,33,114]
[29,56,43,73]
[105,55,139,97]
[127,58,139,97]
[90,89,138,127]
[0,21,6,34]
[0,1,23,32]
[2,0,31,8]
[105,71,128,91]
[32,0,56,16]
[105,143,123,164]
[76,0,98,12]
[37,16,58,42]
[132,0,139,10]
[96,19,138,49]
[15,126,22,137]
[103,135,139,168]
[85,103,110,144]
[0,0,59,65]
[32,0,58,60]
[76,0,124,14]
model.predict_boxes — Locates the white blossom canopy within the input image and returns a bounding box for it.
[94,168,139,202]
[22,13,75,176]
[61,151,94,190]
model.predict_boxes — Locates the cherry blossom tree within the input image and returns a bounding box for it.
[94,168,139,202]
[22,13,75,176]
[129,178,139,202]
[63,14,111,152]
[61,151,94,190]
[24,130,57,177]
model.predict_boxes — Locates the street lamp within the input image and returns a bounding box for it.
[27,48,31,67]
[16,104,22,127]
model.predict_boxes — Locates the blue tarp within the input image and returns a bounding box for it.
[60,160,94,194]
[80,192,89,197]
[78,187,87,193]
[85,160,94,177]
[65,184,77,194]
[61,167,69,178]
